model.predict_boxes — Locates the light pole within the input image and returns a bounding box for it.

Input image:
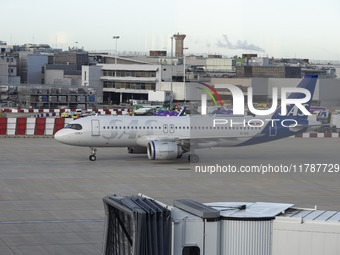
[183,47,188,104]
[112,36,120,64]
[170,36,173,109]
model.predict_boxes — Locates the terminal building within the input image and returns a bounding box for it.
[0,37,340,109]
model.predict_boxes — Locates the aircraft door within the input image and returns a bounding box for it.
[269,120,277,136]
[169,124,175,133]
[163,124,168,133]
[91,119,100,136]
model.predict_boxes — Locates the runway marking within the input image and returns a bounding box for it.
[0,219,104,224]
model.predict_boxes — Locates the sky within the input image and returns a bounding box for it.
[2,0,340,60]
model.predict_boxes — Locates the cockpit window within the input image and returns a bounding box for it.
[65,124,83,130]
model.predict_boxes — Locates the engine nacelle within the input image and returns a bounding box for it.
[147,141,184,160]
[127,146,147,154]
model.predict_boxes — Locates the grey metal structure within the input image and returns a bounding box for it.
[103,195,340,255]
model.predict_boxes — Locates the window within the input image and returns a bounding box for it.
[183,246,200,255]
[65,124,82,130]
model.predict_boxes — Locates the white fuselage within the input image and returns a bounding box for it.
[54,115,268,148]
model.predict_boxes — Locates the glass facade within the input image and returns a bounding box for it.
[102,70,156,78]
[103,81,155,90]
[102,69,157,91]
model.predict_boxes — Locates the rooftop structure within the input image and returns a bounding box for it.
[173,33,186,57]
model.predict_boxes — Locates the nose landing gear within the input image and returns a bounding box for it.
[89,147,97,161]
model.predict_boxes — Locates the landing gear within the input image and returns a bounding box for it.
[188,154,199,163]
[89,147,97,161]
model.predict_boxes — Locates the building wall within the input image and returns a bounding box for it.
[8,76,20,84]
[205,58,235,72]
[82,65,103,103]
[160,82,205,101]
[160,82,185,101]
[319,79,340,108]
[237,66,301,78]
[249,57,270,66]
[18,51,29,83]
[210,78,251,87]
[27,54,48,84]
[53,52,88,70]
[0,62,9,84]
[161,64,185,82]
[44,69,64,85]
[0,56,20,84]
[100,64,161,104]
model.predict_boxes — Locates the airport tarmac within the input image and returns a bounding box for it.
[0,137,339,255]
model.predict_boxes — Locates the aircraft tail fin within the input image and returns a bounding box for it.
[178,107,187,116]
[272,75,318,120]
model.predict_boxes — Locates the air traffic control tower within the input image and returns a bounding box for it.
[173,33,186,57]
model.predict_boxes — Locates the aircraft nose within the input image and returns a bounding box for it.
[54,129,72,144]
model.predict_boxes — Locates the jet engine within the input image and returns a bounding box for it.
[147,141,184,160]
[127,146,147,154]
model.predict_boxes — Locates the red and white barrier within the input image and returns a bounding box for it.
[294,133,340,138]
[1,118,340,137]
[1,108,130,115]
[0,118,73,136]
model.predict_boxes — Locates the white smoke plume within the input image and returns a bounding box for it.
[217,34,265,53]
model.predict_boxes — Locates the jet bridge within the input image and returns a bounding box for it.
[102,194,340,255]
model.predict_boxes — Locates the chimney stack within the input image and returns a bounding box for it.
[173,33,186,57]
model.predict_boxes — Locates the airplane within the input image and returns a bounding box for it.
[54,75,319,163]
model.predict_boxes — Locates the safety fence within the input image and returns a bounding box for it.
[0,118,73,136]
[0,117,340,138]
[1,108,130,116]
[294,132,340,138]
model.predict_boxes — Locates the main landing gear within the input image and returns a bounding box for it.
[89,147,97,161]
[188,154,199,163]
